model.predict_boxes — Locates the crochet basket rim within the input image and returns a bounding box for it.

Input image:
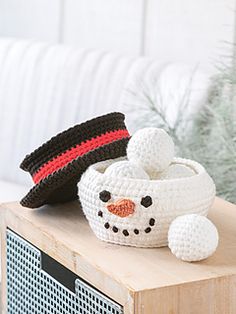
[79,156,215,248]
[83,157,209,185]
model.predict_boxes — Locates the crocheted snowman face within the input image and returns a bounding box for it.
[79,157,215,248]
[97,183,155,237]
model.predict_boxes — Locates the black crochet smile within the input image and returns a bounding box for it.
[97,211,155,236]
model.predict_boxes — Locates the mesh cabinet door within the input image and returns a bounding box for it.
[6,230,123,314]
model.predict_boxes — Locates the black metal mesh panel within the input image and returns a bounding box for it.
[6,230,123,314]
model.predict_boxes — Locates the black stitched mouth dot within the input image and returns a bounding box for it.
[141,196,152,208]
[134,229,139,235]
[99,190,111,202]
[145,227,151,233]
[123,230,129,237]
[104,222,110,229]
[112,226,118,233]
[98,211,103,217]
[149,218,155,226]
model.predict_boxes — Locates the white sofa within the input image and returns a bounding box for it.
[0,38,209,203]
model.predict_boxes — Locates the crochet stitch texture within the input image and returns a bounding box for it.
[127,128,174,175]
[104,160,149,179]
[168,214,219,261]
[20,112,130,208]
[79,157,215,247]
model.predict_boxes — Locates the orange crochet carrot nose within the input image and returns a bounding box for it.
[107,199,135,218]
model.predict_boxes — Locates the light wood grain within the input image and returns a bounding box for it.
[135,275,236,314]
[1,197,236,313]
[0,200,134,311]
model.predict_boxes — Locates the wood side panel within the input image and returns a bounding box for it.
[135,276,236,314]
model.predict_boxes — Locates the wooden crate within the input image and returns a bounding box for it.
[1,197,236,314]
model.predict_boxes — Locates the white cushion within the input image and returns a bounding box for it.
[0,38,156,185]
[0,180,30,203]
[0,38,209,187]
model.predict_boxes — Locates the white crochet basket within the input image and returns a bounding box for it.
[79,157,215,248]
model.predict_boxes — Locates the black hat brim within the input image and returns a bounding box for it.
[20,138,129,208]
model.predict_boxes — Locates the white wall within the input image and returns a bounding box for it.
[62,0,144,56]
[0,0,61,42]
[144,0,235,68]
[0,0,235,71]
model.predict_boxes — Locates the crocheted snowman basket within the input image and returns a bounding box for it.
[79,156,215,248]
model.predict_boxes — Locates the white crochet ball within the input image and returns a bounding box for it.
[127,128,174,174]
[168,214,219,262]
[104,160,149,179]
[157,164,195,180]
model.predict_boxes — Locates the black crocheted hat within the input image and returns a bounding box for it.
[20,112,130,208]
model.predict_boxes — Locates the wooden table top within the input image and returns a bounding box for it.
[1,197,236,293]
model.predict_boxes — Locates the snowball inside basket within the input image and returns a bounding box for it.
[78,157,215,248]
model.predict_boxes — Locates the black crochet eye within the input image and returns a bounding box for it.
[141,196,152,208]
[99,190,111,202]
